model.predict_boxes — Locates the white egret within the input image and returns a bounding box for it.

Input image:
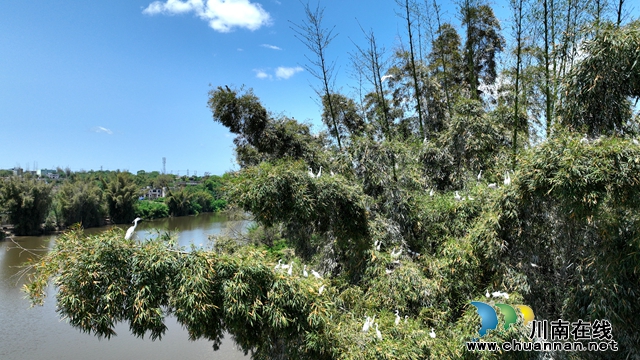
[280,262,290,271]
[311,270,322,279]
[429,188,434,197]
[288,262,293,276]
[330,170,335,177]
[455,191,462,201]
[485,290,490,298]
[303,265,308,277]
[429,328,436,338]
[531,263,540,268]
[488,183,497,189]
[362,316,371,332]
[404,315,408,323]
[308,167,315,177]
[318,285,325,295]
[504,171,511,186]
[375,323,382,340]
[385,269,393,275]
[391,247,402,258]
[467,195,474,201]
[477,170,483,181]
[125,217,142,240]
[274,260,282,270]
[394,310,401,326]
[316,166,322,178]
[381,74,394,82]
[492,291,510,299]
[634,139,639,145]
[376,241,381,251]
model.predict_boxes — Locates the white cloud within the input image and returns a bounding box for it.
[275,66,303,79]
[143,0,272,33]
[261,44,281,50]
[93,126,113,135]
[254,69,271,79]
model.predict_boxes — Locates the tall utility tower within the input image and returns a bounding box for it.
[162,157,166,174]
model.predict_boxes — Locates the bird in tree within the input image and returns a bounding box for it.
[303,265,308,277]
[124,217,142,240]
[375,323,382,340]
[429,328,436,338]
[362,316,372,332]
[477,170,482,181]
[394,310,401,326]
[504,171,511,186]
[311,269,322,279]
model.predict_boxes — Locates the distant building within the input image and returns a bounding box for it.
[37,169,57,177]
[12,167,23,176]
[46,173,60,179]
[144,187,166,200]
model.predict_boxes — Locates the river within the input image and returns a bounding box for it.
[0,213,252,360]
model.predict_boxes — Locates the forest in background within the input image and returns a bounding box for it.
[0,170,229,237]
[24,0,640,358]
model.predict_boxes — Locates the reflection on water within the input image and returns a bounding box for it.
[0,213,251,360]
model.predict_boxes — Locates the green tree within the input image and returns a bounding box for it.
[103,172,139,224]
[320,93,365,139]
[561,20,640,136]
[165,187,194,216]
[57,178,105,228]
[0,176,52,235]
[459,0,505,100]
[208,86,324,169]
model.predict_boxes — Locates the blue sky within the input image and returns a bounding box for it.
[1,1,634,175]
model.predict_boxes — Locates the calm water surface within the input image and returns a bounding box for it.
[0,213,251,360]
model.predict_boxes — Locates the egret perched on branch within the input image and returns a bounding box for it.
[477,170,483,181]
[488,183,497,189]
[303,265,308,277]
[429,328,436,338]
[375,323,382,340]
[394,310,401,326]
[504,171,511,186]
[311,269,322,279]
[362,316,372,332]
[454,191,462,201]
[288,262,293,276]
[125,217,142,240]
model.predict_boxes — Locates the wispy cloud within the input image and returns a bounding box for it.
[93,126,113,135]
[275,66,303,79]
[261,44,281,50]
[254,69,271,79]
[143,0,272,33]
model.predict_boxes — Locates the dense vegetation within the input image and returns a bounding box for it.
[24,1,640,359]
[0,170,230,235]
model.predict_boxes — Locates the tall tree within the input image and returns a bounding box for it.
[459,0,505,100]
[396,0,425,138]
[511,0,526,168]
[291,2,343,151]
